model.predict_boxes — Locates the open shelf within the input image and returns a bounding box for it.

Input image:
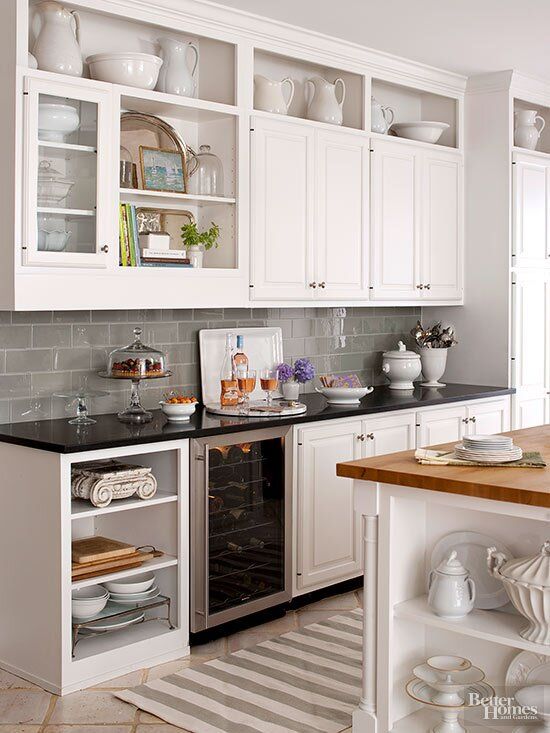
[254,48,364,130]
[119,189,235,206]
[120,88,239,123]
[72,618,178,662]
[71,491,178,520]
[370,130,460,154]
[371,78,458,148]
[394,595,547,655]
[513,98,550,154]
[72,554,178,590]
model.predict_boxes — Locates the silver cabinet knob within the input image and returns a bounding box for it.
[309,282,317,289]
[470,416,476,423]
[100,245,109,253]
[357,434,365,441]
[367,433,374,440]
[318,281,326,289]
[416,284,424,290]
[462,417,470,423]
[424,283,431,290]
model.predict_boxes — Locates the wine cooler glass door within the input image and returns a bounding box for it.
[192,427,291,631]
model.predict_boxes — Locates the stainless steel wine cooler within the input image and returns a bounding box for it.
[191,426,292,631]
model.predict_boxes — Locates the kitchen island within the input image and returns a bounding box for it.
[337,426,550,733]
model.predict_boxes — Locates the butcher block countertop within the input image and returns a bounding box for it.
[336,426,550,508]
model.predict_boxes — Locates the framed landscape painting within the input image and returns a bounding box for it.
[139,146,186,193]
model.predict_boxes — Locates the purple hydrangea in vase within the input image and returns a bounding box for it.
[276,358,315,401]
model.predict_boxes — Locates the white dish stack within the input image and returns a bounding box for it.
[454,434,522,463]
[104,572,159,604]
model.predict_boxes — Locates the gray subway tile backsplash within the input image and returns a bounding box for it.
[0,307,420,423]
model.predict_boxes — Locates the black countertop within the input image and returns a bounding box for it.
[0,384,514,454]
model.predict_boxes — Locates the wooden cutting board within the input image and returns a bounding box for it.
[72,536,136,564]
[71,550,154,578]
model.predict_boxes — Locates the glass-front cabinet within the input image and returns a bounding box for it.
[22,76,114,268]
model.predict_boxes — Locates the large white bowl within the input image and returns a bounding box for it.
[390,121,450,144]
[315,386,373,405]
[72,585,109,619]
[87,52,163,90]
[103,572,155,595]
[38,103,80,143]
[159,400,197,422]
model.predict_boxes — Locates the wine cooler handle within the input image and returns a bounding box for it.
[202,444,210,621]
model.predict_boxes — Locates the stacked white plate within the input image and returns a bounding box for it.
[103,572,160,605]
[454,434,522,463]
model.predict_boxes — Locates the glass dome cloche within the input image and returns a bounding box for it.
[107,328,167,379]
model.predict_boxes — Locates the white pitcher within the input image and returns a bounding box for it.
[514,109,546,150]
[32,1,82,77]
[428,551,476,619]
[254,75,295,115]
[305,76,345,126]
[156,38,199,98]
[371,96,394,134]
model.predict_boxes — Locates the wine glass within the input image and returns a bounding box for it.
[237,369,257,414]
[260,369,278,406]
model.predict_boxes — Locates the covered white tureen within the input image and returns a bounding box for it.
[381,341,421,390]
[487,541,550,645]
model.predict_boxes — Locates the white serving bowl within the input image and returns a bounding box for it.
[87,52,163,89]
[38,103,80,143]
[72,585,109,619]
[159,400,197,422]
[390,121,450,144]
[103,572,155,595]
[38,229,71,252]
[315,386,373,405]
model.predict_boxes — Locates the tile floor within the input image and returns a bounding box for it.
[0,589,362,732]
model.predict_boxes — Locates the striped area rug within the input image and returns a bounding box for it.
[116,608,363,732]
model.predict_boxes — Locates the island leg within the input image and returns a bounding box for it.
[353,514,378,733]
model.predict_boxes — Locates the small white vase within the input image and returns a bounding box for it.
[188,245,203,268]
[282,382,300,400]
[419,347,448,387]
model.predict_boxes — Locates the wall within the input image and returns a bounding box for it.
[0,306,420,423]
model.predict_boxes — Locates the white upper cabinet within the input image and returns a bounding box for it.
[250,118,370,301]
[513,151,550,267]
[370,139,421,300]
[250,117,315,300]
[421,150,463,300]
[23,76,116,269]
[314,131,370,299]
[370,138,462,301]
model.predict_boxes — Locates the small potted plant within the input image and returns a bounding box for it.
[276,358,315,400]
[180,221,220,268]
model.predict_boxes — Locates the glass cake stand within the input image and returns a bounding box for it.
[54,389,109,425]
[97,371,171,423]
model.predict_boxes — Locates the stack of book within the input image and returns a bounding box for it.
[118,204,192,268]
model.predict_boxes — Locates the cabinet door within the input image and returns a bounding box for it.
[297,421,362,590]
[370,139,421,300]
[362,411,416,457]
[513,151,550,267]
[421,150,463,300]
[250,117,315,300]
[513,393,549,429]
[512,272,550,415]
[466,398,510,435]
[315,130,369,299]
[22,76,116,268]
[417,405,467,448]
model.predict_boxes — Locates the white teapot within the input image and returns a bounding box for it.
[305,76,345,126]
[254,75,295,115]
[371,96,394,134]
[428,551,476,619]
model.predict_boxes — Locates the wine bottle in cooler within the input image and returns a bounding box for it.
[220,333,239,407]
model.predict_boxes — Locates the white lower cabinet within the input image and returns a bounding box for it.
[296,420,363,591]
[416,399,511,447]
[466,398,510,434]
[295,410,416,593]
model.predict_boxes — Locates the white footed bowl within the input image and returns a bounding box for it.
[38,103,80,142]
[87,52,163,89]
[159,401,197,422]
[315,386,373,405]
[391,121,450,144]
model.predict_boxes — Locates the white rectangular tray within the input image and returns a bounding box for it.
[199,327,284,405]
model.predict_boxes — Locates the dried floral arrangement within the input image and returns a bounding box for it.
[410,321,457,349]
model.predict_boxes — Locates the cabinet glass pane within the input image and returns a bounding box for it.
[36,94,97,254]
[207,438,285,615]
